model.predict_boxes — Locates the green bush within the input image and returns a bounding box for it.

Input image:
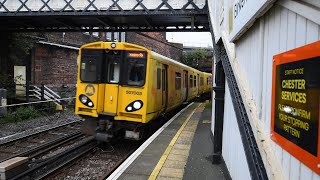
[0,106,41,124]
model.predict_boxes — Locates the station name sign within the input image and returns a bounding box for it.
[228,0,274,42]
[271,41,320,175]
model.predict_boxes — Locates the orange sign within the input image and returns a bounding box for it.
[271,41,320,174]
[128,53,144,58]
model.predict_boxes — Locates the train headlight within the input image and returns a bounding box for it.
[81,96,88,103]
[79,94,94,108]
[125,100,143,112]
[133,101,142,109]
[88,102,93,107]
[111,43,116,48]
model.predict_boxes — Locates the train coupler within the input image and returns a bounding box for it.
[95,132,113,142]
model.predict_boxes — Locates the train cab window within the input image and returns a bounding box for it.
[175,72,181,90]
[189,75,193,88]
[107,61,120,83]
[194,76,197,87]
[128,61,145,86]
[157,68,161,89]
[124,51,147,87]
[80,49,103,83]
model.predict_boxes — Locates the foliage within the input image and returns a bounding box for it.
[0,106,41,124]
[8,33,34,65]
[182,49,210,68]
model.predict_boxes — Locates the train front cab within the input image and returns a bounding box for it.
[75,42,151,141]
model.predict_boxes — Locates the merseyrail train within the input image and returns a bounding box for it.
[75,42,212,142]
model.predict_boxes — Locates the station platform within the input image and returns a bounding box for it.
[107,101,230,180]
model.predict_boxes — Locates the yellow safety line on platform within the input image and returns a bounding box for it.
[148,103,202,180]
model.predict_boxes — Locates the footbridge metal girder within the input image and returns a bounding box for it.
[0,0,209,32]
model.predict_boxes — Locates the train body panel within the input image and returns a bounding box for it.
[75,42,212,141]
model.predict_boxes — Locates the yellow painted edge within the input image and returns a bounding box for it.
[148,103,202,180]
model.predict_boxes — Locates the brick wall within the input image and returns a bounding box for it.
[31,32,183,96]
[32,44,78,85]
[126,32,183,62]
[43,32,105,47]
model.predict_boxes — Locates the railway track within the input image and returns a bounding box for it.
[1,104,189,179]
[10,136,96,180]
[0,121,81,163]
[47,140,141,180]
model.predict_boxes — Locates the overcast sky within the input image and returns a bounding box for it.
[166,32,213,48]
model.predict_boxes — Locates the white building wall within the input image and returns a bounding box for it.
[236,4,320,180]
[222,82,251,180]
[209,0,320,179]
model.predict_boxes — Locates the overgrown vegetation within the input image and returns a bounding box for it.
[182,49,210,69]
[8,33,35,65]
[0,106,41,125]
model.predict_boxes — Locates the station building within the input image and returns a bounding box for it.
[209,0,320,179]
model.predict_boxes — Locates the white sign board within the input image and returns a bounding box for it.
[14,66,26,97]
[229,0,274,42]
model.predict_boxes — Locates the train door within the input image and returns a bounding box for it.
[103,55,121,115]
[161,64,168,111]
[183,70,188,101]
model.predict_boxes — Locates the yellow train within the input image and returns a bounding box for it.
[75,42,212,141]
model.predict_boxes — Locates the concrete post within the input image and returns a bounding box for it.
[0,89,7,116]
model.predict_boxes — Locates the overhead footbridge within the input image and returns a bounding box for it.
[0,0,209,32]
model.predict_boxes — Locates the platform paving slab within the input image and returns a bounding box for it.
[183,102,229,180]
[118,103,199,180]
[0,157,28,180]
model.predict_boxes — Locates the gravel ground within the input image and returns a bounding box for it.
[0,111,81,143]
[52,141,139,180]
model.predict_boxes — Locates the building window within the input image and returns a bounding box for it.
[121,32,126,42]
[175,72,181,90]
[92,32,99,37]
[114,32,119,41]
[106,32,112,41]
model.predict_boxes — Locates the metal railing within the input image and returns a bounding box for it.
[29,85,61,106]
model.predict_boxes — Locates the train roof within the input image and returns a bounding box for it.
[80,42,211,75]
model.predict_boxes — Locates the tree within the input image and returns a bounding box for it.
[182,48,209,69]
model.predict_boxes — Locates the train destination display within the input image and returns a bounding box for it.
[271,41,320,174]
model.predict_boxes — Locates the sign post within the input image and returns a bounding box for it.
[271,41,320,174]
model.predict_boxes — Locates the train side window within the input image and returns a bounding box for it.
[194,76,197,87]
[157,68,161,89]
[200,77,204,86]
[162,69,165,91]
[189,75,193,88]
[175,72,181,90]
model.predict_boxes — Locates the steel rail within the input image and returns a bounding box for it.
[0,120,80,145]
[0,131,82,163]
[9,136,96,180]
